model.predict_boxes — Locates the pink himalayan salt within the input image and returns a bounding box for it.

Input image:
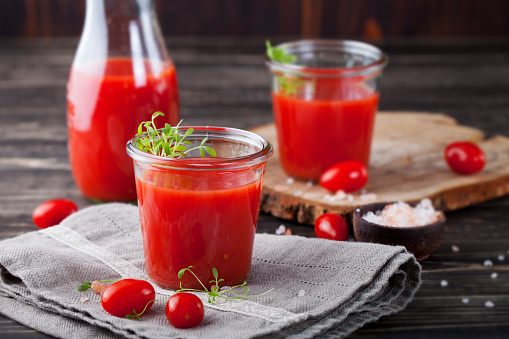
[91,281,109,295]
[362,199,440,227]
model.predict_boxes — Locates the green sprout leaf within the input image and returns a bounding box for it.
[136,113,217,159]
[176,266,273,304]
[266,40,304,97]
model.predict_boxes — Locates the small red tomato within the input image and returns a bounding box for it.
[320,160,368,193]
[32,199,78,228]
[444,141,486,175]
[165,293,204,329]
[101,279,155,318]
[314,213,349,241]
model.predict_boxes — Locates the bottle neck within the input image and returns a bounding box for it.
[74,0,169,73]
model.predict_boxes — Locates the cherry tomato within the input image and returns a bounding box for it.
[314,213,349,241]
[165,293,204,329]
[32,199,78,229]
[319,160,368,193]
[101,279,155,318]
[444,141,486,175]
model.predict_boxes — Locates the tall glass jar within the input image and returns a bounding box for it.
[67,0,179,202]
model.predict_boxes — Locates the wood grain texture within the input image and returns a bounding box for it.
[253,113,509,224]
[0,37,508,338]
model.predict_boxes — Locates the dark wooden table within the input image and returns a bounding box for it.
[1,37,508,338]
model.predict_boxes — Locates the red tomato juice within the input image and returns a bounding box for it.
[67,58,179,201]
[272,79,379,180]
[135,166,264,290]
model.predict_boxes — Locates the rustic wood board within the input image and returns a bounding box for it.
[252,112,509,224]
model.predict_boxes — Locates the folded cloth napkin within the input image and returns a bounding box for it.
[0,203,421,339]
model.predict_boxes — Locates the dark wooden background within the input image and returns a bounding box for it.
[1,0,509,337]
[1,0,509,39]
[0,36,509,338]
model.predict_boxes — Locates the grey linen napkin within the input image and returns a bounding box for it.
[0,203,421,338]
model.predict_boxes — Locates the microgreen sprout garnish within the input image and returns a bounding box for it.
[126,300,158,320]
[176,266,273,304]
[77,279,118,291]
[266,40,307,97]
[136,112,216,158]
[266,40,297,64]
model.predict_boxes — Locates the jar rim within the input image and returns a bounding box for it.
[126,126,273,171]
[265,39,388,78]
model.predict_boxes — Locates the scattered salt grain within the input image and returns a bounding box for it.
[452,245,460,252]
[306,181,314,188]
[362,198,440,227]
[485,301,495,308]
[347,194,354,202]
[356,208,360,212]
[274,185,288,191]
[483,260,493,267]
[214,298,226,305]
[360,193,377,202]
[462,298,469,304]
[498,255,505,261]
[286,177,294,185]
[293,191,303,197]
[81,296,89,303]
[91,281,109,295]
[491,272,498,279]
[275,225,286,235]
[440,280,448,287]
[298,290,306,297]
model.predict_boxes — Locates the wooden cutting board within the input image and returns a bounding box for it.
[251,112,509,225]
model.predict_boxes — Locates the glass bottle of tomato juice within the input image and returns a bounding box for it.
[67,0,179,202]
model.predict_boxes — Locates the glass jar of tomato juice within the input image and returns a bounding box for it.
[126,127,273,289]
[266,40,387,180]
[67,0,179,202]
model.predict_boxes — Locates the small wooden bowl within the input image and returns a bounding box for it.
[353,202,446,261]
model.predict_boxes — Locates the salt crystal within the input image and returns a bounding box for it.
[286,177,294,185]
[306,181,314,187]
[483,260,493,267]
[440,280,448,287]
[293,191,303,197]
[362,198,439,227]
[298,290,305,297]
[335,190,347,200]
[81,296,89,303]
[347,194,354,202]
[355,208,360,212]
[462,298,469,304]
[491,272,498,279]
[360,193,377,202]
[275,225,286,235]
[498,255,505,261]
[485,301,495,308]
[452,245,460,253]
[214,298,226,305]
[275,185,288,191]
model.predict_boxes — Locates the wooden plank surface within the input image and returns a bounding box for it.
[0,37,508,338]
[253,113,509,224]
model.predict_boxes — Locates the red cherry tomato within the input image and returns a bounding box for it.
[32,199,78,228]
[444,141,486,175]
[165,293,204,329]
[314,213,349,241]
[101,279,156,318]
[320,160,368,193]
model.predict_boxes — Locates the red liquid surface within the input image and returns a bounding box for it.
[67,58,179,201]
[136,166,264,289]
[272,78,379,180]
